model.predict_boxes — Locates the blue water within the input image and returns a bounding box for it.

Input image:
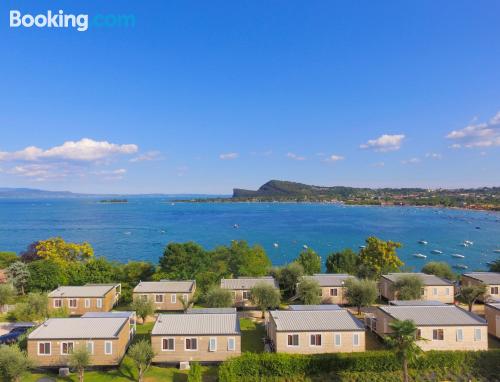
[0,198,499,271]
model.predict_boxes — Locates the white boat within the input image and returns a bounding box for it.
[303,244,308,249]
[460,243,469,247]
[453,264,469,270]
[493,249,500,254]
[413,253,427,259]
[273,243,279,248]
[418,240,428,245]
[431,250,443,254]
[233,224,239,229]
[359,245,366,249]
[464,240,474,245]
[451,253,465,259]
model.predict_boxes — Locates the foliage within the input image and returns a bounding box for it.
[421,261,456,281]
[295,248,321,275]
[391,275,424,301]
[33,237,94,264]
[250,282,281,318]
[9,292,49,322]
[0,345,32,382]
[0,252,18,268]
[119,261,156,285]
[159,242,208,280]
[188,361,202,382]
[205,287,233,308]
[488,258,500,272]
[344,278,378,315]
[358,237,403,279]
[128,339,156,382]
[6,261,30,295]
[326,249,358,275]
[131,298,155,324]
[179,294,194,311]
[271,262,304,299]
[225,240,271,277]
[27,259,67,292]
[296,278,321,305]
[69,345,91,382]
[384,320,422,382]
[0,283,15,306]
[459,285,487,311]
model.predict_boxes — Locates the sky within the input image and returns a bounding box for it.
[0,1,499,194]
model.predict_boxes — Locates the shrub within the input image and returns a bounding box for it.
[188,361,202,382]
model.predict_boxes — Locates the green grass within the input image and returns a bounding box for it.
[240,317,265,353]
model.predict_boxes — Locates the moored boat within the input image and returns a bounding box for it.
[453,264,469,270]
[413,253,427,259]
[431,249,443,254]
[418,240,428,245]
[451,253,465,259]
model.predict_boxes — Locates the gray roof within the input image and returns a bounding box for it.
[28,317,128,339]
[152,313,240,335]
[389,300,446,306]
[220,277,278,290]
[463,272,500,285]
[133,280,195,293]
[82,311,135,319]
[486,303,500,311]
[289,304,342,311]
[48,284,118,298]
[302,274,353,287]
[382,273,453,286]
[270,309,364,332]
[379,305,486,326]
[186,308,236,314]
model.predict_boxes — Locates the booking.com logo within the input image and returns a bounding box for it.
[9,10,136,32]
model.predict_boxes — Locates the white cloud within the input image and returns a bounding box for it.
[130,151,162,162]
[360,134,405,152]
[4,163,71,181]
[446,111,500,148]
[425,152,442,160]
[286,152,306,161]
[219,152,239,160]
[401,157,420,165]
[324,154,345,162]
[0,138,138,162]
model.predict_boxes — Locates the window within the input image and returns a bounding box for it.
[416,329,422,339]
[162,338,175,351]
[227,337,236,351]
[433,329,444,341]
[85,299,91,308]
[242,291,251,300]
[171,294,177,304]
[456,329,464,342]
[155,294,164,303]
[433,288,438,296]
[105,341,113,355]
[86,341,94,354]
[96,298,103,308]
[310,334,322,346]
[69,299,77,308]
[185,338,198,351]
[353,333,360,346]
[491,287,499,295]
[474,328,482,341]
[183,294,189,302]
[445,288,450,296]
[421,288,426,296]
[38,342,51,355]
[53,299,62,308]
[334,333,342,346]
[61,342,74,355]
[287,334,299,347]
[209,338,217,352]
[330,288,338,297]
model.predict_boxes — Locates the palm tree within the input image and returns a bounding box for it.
[69,345,90,382]
[384,319,421,382]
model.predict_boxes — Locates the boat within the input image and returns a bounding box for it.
[451,253,465,259]
[413,253,427,259]
[431,250,443,254]
[493,249,500,254]
[460,243,469,247]
[418,240,428,245]
[359,245,366,249]
[233,224,239,229]
[303,244,308,249]
[273,243,279,248]
[464,240,474,245]
[453,264,469,270]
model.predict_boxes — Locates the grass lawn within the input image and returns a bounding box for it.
[240,317,265,353]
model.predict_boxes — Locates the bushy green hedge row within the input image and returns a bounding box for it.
[218,350,500,382]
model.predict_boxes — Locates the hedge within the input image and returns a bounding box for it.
[218,350,500,382]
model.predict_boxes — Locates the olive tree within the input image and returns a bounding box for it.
[250,282,281,318]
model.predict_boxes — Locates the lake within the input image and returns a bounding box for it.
[0,198,499,271]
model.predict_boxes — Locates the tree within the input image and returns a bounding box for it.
[250,282,281,318]
[296,278,321,305]
[228,241,271,277]
[459,285,486,312]
[81,258,116,283]
[159,242,208,280]
[128,339,155,382]
[6,261,30,295]
[358,237,403,279]
[131,298,155,324]
[384,320,422,382]
[0,252,18,268]
[0,284,15,307]
[23,237,94,264]
[295,248,321,275]
[10,293,49,322]
[188,361,202,382]
[69,345,90,382]
[391,275,424,301]
[271,262,304,299]
[345,278,378,315]
[27,259,67,292]
[488,259,500,272]
[326,249,358,274]
[421,262,456,281]
[179,294,194,312]
[0,345,32,382]
[205,287,233,308]
[119,261,156,284]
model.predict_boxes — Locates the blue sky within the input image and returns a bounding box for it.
[1,1,499,194]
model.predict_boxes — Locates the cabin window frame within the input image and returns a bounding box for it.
[38,342,51,356]
[161,337,175,351]
[227,337,236,351]
[287,334,299,347]
[185,337,198,351]
[104,341,113,355]
[60,341,74,355]
[309,333,322,347]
